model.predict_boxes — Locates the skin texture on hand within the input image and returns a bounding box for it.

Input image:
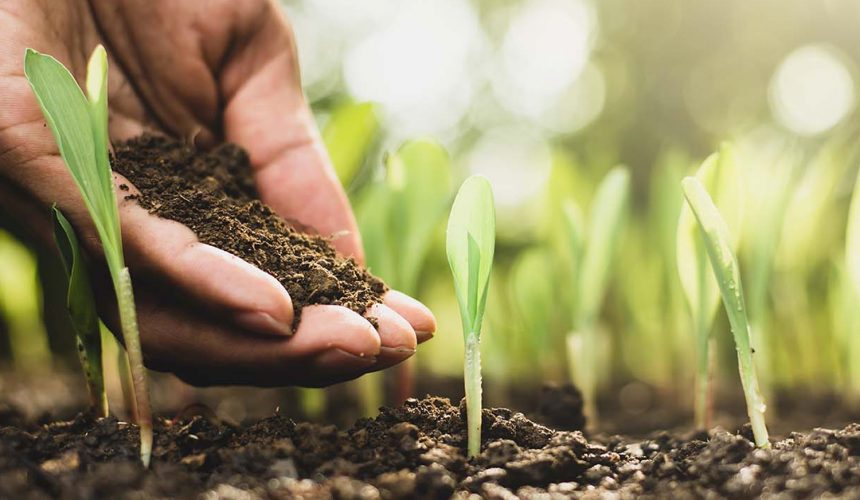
[0,0,436,387]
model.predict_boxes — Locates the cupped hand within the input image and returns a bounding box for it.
[0,0,436,386]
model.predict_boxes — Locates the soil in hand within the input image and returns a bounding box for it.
[111,135,386,327]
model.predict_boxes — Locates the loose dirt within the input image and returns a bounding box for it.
[1,395,858,499]
[111,135,386,328]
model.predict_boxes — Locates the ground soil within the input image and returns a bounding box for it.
[111,135,386,327]
[1,388,858,500]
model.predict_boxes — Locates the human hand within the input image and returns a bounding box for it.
[0,0,435,386]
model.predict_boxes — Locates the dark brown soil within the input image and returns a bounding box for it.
[2,395,858,499]
[111,135,386,327]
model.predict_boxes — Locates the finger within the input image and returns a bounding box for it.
[136,297,383,387]
[112,174,294,336]
[366,303,417,370]
[383,290,437,343]
[218,4,364,261]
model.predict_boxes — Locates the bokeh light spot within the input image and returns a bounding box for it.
[769,44,856,135]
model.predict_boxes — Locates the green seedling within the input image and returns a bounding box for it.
[356,139,453,406]
[0,230,51,369]
[682,177,770,448]
[323,101,379,188]
[52,206,108,418]
[25,45,153,466]
[509,246,557,374]
[446,175,495,457]
[843,171,860,394]
[676,144,742,429]
[566,167,630,426]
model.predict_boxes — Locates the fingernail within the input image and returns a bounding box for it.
[234,311,293,337]
[316,348,377,371]
[379,346,416,360]
[415,330,434,343]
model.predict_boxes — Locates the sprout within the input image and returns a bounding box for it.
[682,177,770,448]
[566,167,630,426]
[843,170,860,394]
[356,140,453,407]
[52,206,108,418]
[446,175,495,457]
[676,144,743,429]
[0,229,51,369]
[323,101,379,188]
[25,46,153,466]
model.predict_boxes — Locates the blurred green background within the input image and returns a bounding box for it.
[3,0,860,424]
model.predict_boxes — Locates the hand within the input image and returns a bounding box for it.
[0,0,436,387]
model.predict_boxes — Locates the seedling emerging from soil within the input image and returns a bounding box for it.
[446,175,495,457]
[25,46,153,465]
[677,144,743,429]
[682,177,770,448]
[567,167,630,426]
[844,171,860,394]
[52,206,108,418]
[356,140,453,406]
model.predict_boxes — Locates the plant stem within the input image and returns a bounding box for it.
[693,310,714,429]
[464,334,482,457]
[76,335,108,418]
[117,268,153,467]
[683,177,770,448]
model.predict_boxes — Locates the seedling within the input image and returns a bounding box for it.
[446,175,495,457]
[25,46,153,465]
[0,230,51,369]
[52,206,108,418]
[843,171,860,394]
[676,144,742,429]
[356,140,453,406]
[565,167,630,426]
[682,177,770,448]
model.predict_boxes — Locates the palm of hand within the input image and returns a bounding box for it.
[0,0,435,386]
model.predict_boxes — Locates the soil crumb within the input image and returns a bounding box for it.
[2,396,858,499]
[111,135,386,327]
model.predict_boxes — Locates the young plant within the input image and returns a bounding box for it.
[25,46,153,465]
[446,175,495,457]
[682,177,770,448]
[356,139,453,406]
[566,167,630,426]
[676,144,742,429]
[843,170,860,395]
[52,206,108,418]
[0,230,52,369]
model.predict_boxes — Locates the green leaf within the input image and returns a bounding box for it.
[52,206,106,417]
[676,143,743,329]
[446,175,496,337]
[323,101,379,188]
[387,139,453,294]
[24,47,123,278]
[577,167,630,328]
[355,183,395,281]
[682,176,770,448]
[510,247,554,355]
[52,206,100,344]
[846,171,860,296]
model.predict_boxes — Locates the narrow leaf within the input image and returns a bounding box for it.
[577,167,630,327]
[682,176,770,448]
[52,206,107,417]
[446,175,496,337]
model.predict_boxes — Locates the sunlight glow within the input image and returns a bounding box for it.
[770,44,856,135]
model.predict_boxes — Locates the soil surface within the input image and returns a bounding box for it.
[112,135,386,326]
[1,395,858,499]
